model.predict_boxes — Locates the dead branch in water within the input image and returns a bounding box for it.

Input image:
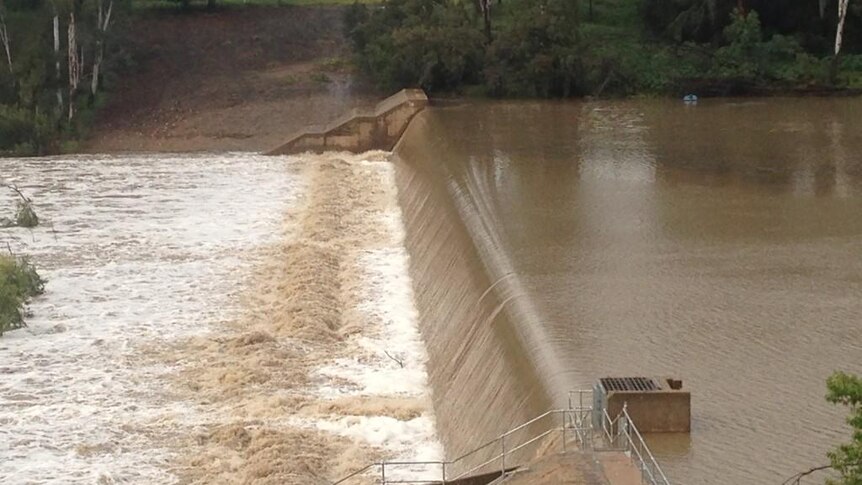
[4,184,38,228]
[8,184,29,203]
[383,350,404,368]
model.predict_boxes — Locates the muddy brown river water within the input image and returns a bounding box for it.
[395,98,862,485]
[2,98,860,485]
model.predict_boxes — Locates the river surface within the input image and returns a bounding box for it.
[402,98,862,485]
[2,98,861,485]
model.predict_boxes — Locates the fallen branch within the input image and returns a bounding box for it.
[781,459,862,485]
[383,350,404,368]
[8,184,29,203]
[4,184,38,228]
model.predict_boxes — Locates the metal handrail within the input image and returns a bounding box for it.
[618,405,671,485]
[333,409,583,484]
[600,404,671,485]
[332,390,671,485]
[446,409,582,482]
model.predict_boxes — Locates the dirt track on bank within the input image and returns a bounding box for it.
[86,6,380,154]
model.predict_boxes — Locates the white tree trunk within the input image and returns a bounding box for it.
[835,0,850,56]
[0,1,12,77]
[0,20,11,76]
[68,13,79,121]
[91,60,99,96]
[53,12,62,111]
[91,0,113,97]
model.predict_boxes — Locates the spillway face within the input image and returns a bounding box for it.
[393,112,556,471]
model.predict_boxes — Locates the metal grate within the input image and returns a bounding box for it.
[600,377,660,392]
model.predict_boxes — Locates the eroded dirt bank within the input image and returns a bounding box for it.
[86,6,380,154]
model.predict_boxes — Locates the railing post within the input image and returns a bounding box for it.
[441,462,446,484]
[561,411,567,453]
[381,462,385,485]
[501,435,506,477]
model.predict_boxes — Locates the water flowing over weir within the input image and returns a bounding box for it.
[392,110,564,463]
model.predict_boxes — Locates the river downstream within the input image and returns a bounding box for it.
[0,153,440,484]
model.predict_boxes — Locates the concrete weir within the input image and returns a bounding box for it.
[266,89,429,155]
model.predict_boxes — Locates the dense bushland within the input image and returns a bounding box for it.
[0,0,132,156]
[346,0,862,97]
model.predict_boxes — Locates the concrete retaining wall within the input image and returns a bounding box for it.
[606,391,691,433]
[266,89,429,155]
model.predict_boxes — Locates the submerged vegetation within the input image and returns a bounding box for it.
[0,185,39,228]
[0,254,45,335]
[0,185,44,335]
[346,0,862,97]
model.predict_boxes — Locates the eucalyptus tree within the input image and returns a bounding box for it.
[833,0,851,80]
[0,0,12,79]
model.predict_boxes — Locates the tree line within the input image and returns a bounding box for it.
[0,0,135,155]
[346,0,862,97]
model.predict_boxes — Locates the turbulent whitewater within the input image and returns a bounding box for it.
[0,153,440,484]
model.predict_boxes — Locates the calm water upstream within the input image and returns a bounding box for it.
[402,98,862,484]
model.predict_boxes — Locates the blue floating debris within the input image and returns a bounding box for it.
[683,94,698,104]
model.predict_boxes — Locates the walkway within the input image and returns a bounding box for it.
[502,450,643,485]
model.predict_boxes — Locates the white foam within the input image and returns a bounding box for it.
[313,415,440,459]
[0,153,442,483]
[310,160,443,464]
[0,153,301,483]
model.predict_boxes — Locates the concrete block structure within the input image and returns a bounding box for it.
[594,377,691,433]
[266,89,429,155]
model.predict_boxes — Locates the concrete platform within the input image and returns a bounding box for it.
[500,450,643,485]
[597,452,644,485]
[266,89,428,155]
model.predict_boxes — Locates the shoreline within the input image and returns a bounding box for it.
[84,5,381,155]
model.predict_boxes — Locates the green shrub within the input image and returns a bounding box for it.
[347,0,484,92]
[710,10,823,84]
[3,187,40,228]
[0,255,46,336]
[484,0,584,97]
[826,372,862,484]
[14,201,39,228]
[0,106,56,156]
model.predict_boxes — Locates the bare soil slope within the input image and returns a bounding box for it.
[86,6,379,153]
